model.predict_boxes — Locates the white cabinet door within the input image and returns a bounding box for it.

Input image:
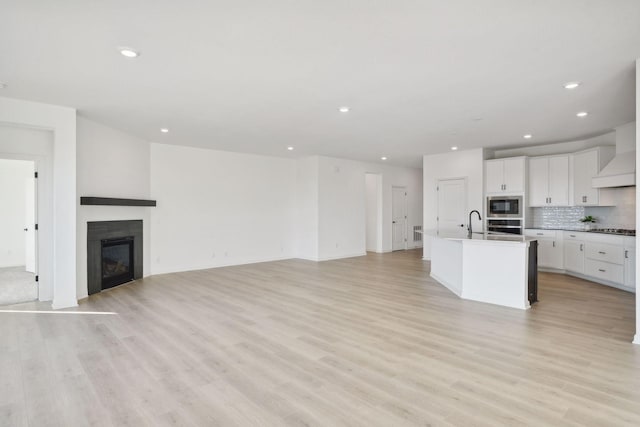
[573,150,599,206]
[485,160,504,194]
[548,155,569,206]
[624,247,635,290]
[503,158,525,193]
[538,239,554,267]
[537,238,562,269]
[528,157,549,206]
[564,240,585,273]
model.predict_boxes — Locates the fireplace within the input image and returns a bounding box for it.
[101,237,134,289]
[87,220,143,295]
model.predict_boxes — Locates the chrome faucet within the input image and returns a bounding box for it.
[468,210,482,237]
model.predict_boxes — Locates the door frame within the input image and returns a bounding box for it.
[391,186,408,251]
[0,154,40,299]
[436,177,468,234]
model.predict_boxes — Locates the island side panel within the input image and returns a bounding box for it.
[430,237,463,296]
[460,241,531,309]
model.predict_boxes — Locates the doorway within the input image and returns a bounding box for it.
[392,186,408,251]
[437,178,467,234]
[0,159,38,305]
[365,173,383,252]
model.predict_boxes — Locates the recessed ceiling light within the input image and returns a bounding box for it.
[523,134,533,139]
[119,47,139,58]
[287,146,294,151]
[451,146,458,151]
[381,156,387,160]
[339,106,350,113]
[160,128,169,133]
[564,82,580,89]
[576,111,589,117]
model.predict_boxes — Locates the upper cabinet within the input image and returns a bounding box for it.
[485,157,526,194]
[528,155,569,207]
[571,147,615,206]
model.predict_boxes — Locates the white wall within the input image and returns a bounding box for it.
[0,159,33,267]
[150,143,296,274]
[423,148,484,260]
[365,173,382,252]
[317,157,368,260]
[295,156,319,260]
[635,59,639,346]
[0,97,76,309]
[76,117,151,299]
[616,121,636,154]
[314,156,422,260]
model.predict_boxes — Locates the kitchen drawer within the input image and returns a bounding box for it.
[584,260,623,284]
[525,229,557,238]
[585,243,624,265]
[563,231,588,241]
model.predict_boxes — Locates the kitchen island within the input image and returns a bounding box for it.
[429,232,538,309]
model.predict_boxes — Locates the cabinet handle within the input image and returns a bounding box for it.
[503,184,506,190]
[570,234,576,237]
[582,196,587,203]
[598,269,606,272]
[598,251,606,255]
[549,197,551,204]
[536,233,544,235]
[580,244,583,251]
[552,241,555,247]
[625,250,629,259]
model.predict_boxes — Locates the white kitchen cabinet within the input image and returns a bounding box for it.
[485,157,526,194]
[528,155,569,207]
[525,229,562,269]
[624,244,635,291]
[485,160,505,194]
[584,260,624,284]
[564,240,585,273]
[571,147,615,206]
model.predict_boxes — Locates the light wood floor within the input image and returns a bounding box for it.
[1,249,638,426]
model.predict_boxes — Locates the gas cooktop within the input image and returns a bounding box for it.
[587,228,636,236]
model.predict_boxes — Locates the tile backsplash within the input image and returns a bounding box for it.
[531,206,588,230]
[531,187,636,230]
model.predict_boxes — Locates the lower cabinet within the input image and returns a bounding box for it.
[524,230,562,269]
[564,240,585,274]
[624,246,636,290]
[538,239,563,269]
[584,259,624,284]
[526,229,635,292]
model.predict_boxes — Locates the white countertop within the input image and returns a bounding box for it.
[428,231,537,244]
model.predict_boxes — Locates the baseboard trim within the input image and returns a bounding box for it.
[562,270,636,293]
[430,272,461,297]
[51,299,78,310]
[316,252,368,262]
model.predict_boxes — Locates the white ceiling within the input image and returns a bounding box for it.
[1,1,639,167]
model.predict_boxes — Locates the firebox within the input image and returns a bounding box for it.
[101,237,134,289]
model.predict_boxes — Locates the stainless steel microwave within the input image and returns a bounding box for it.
[487,196,523,218]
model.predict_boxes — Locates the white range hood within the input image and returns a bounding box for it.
[592,122,636,188]
[592,152,636,188]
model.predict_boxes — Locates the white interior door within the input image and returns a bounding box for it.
[392,187,407,251]
[437,178,467,235]
[24,177,36,273]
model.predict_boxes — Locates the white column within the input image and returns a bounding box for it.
[635,59,640,345]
